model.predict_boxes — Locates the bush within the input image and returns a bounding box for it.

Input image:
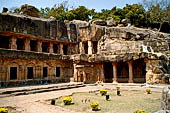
[134,109,147,113]
[0,108,8,113]
[146,89,151,94]
[90,102,99,110]
[100,90,107,96]
[116,86,120,90]
[62,96,72,105]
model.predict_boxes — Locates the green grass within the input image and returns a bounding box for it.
[53,90,161,113]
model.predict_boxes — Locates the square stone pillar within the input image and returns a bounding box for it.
[127,61,133,83]
[24,38,30,51]
[37,40,42,52]
[60,44,64,55]
[112,62,118,83]
[9,36,17,49]
[79,42,85,54]
[88,41,93,54]
[101,64,105,82]
[72,63,78,82]
[49,42,53,53]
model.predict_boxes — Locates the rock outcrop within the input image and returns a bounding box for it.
[20,4,40,17]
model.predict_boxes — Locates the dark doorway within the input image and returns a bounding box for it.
[117,62,129,83]
[0,35,10,49]
[27,67,33,79]
[133,59,146,83]
[53,44,58,53]
[16,38,24,50]
[63,45,68,55]
[84,42,88,54]
[104,62,113,82]
[10,67,17,80]
[56,67,60,77]
[93,41,98,54]
[43,67,48,78]
[42,42,48,52]
[30,40,37,51]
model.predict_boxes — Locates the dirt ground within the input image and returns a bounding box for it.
[0,83,165,113]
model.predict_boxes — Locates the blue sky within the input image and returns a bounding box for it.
[0,0,141,12]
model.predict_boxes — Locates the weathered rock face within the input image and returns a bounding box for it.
[0,12,170,85]
[146,60,170,84]
[2,7,8,13]
[0,13,77,42]
[20,4,40,17]
[162,86,170,110]
[106,17,116,27]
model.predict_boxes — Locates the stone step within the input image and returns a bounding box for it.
[0,84,85,98]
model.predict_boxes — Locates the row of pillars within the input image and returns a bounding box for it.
[9,36,64,54]
[112,61,133,83]
[79,41,94,54]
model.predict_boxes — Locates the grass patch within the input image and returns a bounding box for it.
[52,90,161,113]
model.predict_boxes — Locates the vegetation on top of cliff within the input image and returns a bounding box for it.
[8,0,170,33]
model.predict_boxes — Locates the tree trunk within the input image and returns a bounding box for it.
[159,23,163,32]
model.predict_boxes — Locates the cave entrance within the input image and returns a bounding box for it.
[0,35,10,49]
[104,62,113,83]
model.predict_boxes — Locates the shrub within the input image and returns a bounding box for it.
[134,109,147,113]
[100,90,107,96]
[90,102,99,110]
[0,108,8,113]
[116,86,120,90]
[146,89,151,94]
[62,96,72,105]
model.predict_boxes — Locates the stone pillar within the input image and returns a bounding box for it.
[10,36,17,49]
[112,62,118,83]
[88,41,93,54]
[72,63,78,82]
[79,42,85,54]
[101,64,105,82]
[49,42,53,53]
[60,43,64,55]
[24,38,30,51]
[37,40,42,52]
[127,61,133,83]
[83,71,86,83]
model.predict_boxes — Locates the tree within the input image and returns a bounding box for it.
[142,0,170,31]
[123,4,146,26]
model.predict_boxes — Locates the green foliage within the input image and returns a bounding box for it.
[146,89,151,94]
[142,0,170,31]
[100,90,107,96]
[0,108,8,113]
[134,109,147,113]
[123,4,146,26]
[90,102,99,110]
[62,96,72,105]
[39,1,94,21]
[116,86,120,90]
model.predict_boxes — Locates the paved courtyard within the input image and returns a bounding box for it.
[0,83,166,113]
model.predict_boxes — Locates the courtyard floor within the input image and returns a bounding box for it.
[0,83,167,113]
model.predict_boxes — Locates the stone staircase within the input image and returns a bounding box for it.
[0,83,85,98]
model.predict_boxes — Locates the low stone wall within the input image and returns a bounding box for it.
[162,86,170,110]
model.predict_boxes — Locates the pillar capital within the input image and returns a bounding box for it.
[112,62,118,66]
[127,60,133,65]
